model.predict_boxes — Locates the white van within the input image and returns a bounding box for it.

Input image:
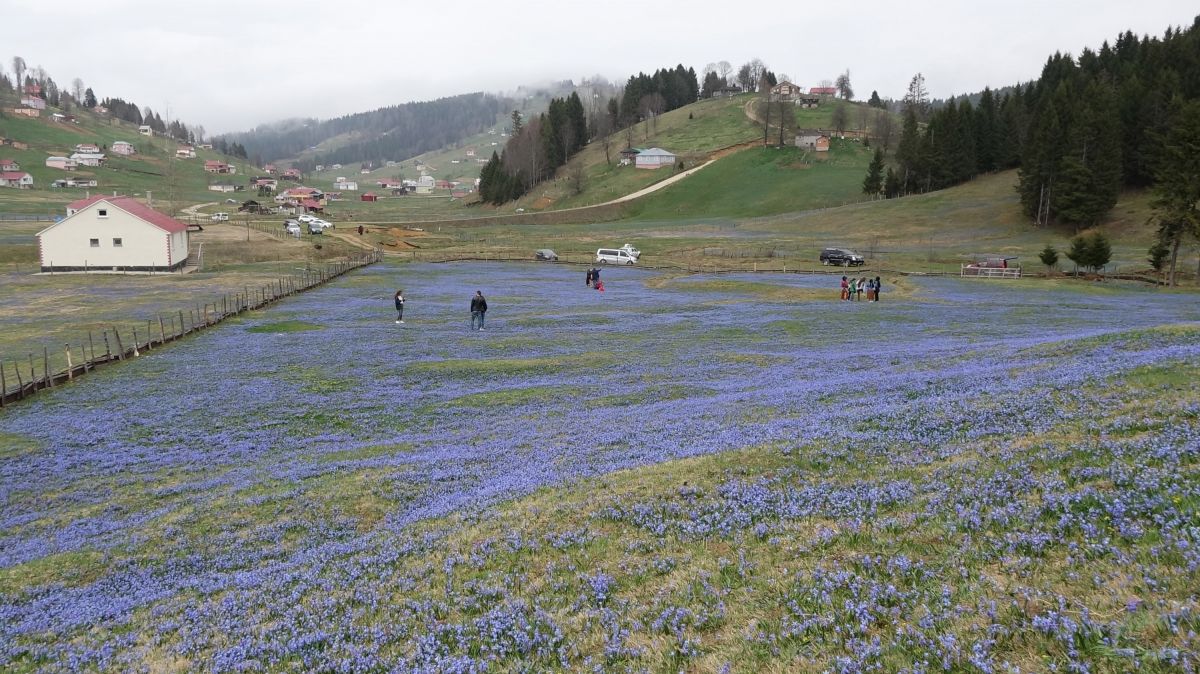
[596,248,636,265]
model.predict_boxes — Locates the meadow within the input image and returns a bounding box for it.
[0,261,1198,672]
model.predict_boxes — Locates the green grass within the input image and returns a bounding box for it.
[245,320,324,333]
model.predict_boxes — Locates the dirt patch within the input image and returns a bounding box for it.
[532,196,554,210]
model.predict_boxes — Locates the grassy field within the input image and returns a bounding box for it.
[1,262,1197,671]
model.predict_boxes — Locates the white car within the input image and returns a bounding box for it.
[596,248,636,265]
[311,219,333,229]
[210,212,229,222]
[297,214,318,223]
[619,243,641,260]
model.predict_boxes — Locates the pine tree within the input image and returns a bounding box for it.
[868,91,884,109]
[862,149,884,197]
[83,87,96,108]
[884,167,901,198]
[1150,100,1200,286]
[1038,244,1059,273]
[895,108,921,195]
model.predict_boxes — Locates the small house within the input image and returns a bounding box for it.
[264,164,277,174]
[300,199,324,213]
[634,148,676,169]
[0,171,34,188]
[795,131,830,152]
[809,86,837,96]
[207,183,237,192]
[415,175,435,194]
[282,168,302,180]
[138,125,153,136]
[334,178,358,190]
[175,146,196,159]
[70,152,106,167]
[20,97,46,110]
[74,143,101,154]
[770,81,804,100]
[0,159,20,171]
[111,141,136,155]
[238,200,264,213]
[435,179,452,189]
[360,192,378,202]
[38,195,190,272]
[46,156,78,170]
[204,160,235,174]
[8,106,40,118]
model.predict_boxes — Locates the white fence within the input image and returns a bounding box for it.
[961,265,1022,279]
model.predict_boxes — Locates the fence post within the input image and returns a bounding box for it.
[87,332,96,369]
[112,327,125,360]
[132,328,140,357]
[1,362,6,405]
[29,353,36,386]
[44,346,53,387]
[14,362,23,399]
[179,311,185,336]
[65,344,73,381]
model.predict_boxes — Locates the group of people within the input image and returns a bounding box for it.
[841,276,883,302]
[392,289,489,330]
[584,267,605,292]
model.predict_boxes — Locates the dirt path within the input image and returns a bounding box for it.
[180,202,218,218]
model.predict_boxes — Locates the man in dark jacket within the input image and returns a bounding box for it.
[470,291,488,330]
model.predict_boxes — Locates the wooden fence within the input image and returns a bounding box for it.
[0,249,381,408]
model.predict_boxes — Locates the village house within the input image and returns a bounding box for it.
[74,143,101,154]
[282,168,302,180]
[435,179,452,189]
[0,171,34,188]
[51,178,98,188]
[795,130,831,152]
[415,175,435,194]
[809,86,838,96]
[252,177,279,191]
[197,143,213,150]
[207,183,237,192]
[334,178,358,190]
[7,106,40,118]
[0,159,20,171]
[204,160,235,174]
[238,200,266,214]
[770,81,804,100]
[138,125,153,136]
[111,141,136,156]
[634,147,677,169]
[175,146,196,159]
[46,156,78,170]
[360,192,378,202]
[20,96,46,110]
[264,164,277,175]
[70,151,106,165]
[38,195,190,273]
[70,152,106,167]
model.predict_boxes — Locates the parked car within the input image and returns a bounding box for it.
[210,212,229,222]
[819,247,864,266]
[596,248,636,265]
[619,243,641,260]
[535,249,558,261]
[297,214,318,223]
[283,219,301,236]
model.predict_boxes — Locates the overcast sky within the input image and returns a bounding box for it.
[2,0,1196,134]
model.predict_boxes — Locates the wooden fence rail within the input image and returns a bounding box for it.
[0,250,381,408]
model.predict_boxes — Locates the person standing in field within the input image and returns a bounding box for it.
[840,276,849,301]
[394,289,405,323]
[470,290,488,330]
[856,278,865,301]
[874,276,882,302]
[586,268,593,287]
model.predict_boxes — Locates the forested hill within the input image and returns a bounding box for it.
[218,92,507,169]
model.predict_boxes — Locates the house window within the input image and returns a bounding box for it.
[113,238,123,247]
[98,209,108,217]
[89,238,99,247]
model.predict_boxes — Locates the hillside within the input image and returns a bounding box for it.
[0,107,258,215]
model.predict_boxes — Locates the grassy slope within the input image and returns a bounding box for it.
[0,108,258,214]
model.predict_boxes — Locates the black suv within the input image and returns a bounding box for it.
[819,247,865,266]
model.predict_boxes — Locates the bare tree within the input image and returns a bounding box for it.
[639,93,665,137]
[819,79,834,89]
[717,60,733,83]
[747,58,766,88]
[568,162,585,195]
[857,104,871,133]
[835,70,854,100]
[11,57,26,90]
[736,64,753,92]
[873,110,896,154]
[71,77,84,102]
[624,123,636,150]
[904,72,930,121]
[776,98,795,146]
[831,101,849,136]
[756,98,773,146]
[194,124,206,143]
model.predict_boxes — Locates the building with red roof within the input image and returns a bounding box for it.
[38,196,190,272]
[360,192,378,202]
[0,171,34,188]
[809,86,838,96]
[204,160,235,174]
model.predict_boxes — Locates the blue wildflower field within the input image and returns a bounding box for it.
[1,262,1198,673]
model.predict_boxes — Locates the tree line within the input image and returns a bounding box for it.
[218,93,505,170]
[861,16,1200,283]
[479,93,588,204]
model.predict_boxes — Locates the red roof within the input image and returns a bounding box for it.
[1,171,30,180]
[0,159,16,165]
[65,196,189,233]
[301,199,322,209]
[204,160,226,167]
[809,87,837,95]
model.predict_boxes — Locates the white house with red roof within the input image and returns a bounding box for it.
[204,160,235,174]
[0,159,20,171]
[38,196,190,272]
[0,171,33,188]
[111,141,136,156]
